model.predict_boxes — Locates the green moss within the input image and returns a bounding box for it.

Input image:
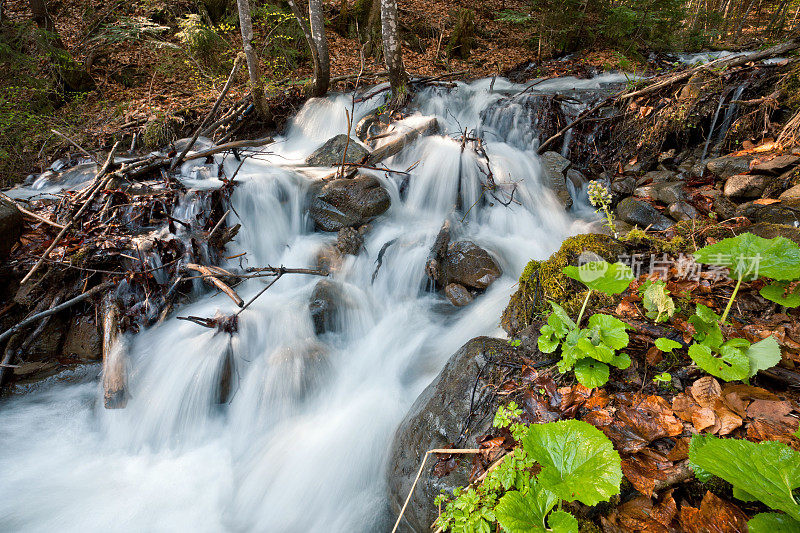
[142,115,179,149]
[622,227,686,254]
[500,233,627,335]
[446,9,475,60]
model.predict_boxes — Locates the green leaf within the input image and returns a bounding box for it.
[641,280,675,322]
[689,434,800,521]
[549,302,576,334]
[748,513,800,533]
[746,336,782,378]
[547,510,578,533]
[653,372,671,383]
[693,233,800,280]
[574,358,610,388]
[689,306,724,349]
[538,325,561,354]
[562,261,634,295]
[522,420,622,506]
[760,281,800,308]
[655,337,682,352]
[587,314,629,350]
[608,352,631,370]
[495,483,558,533]
[689,342,749,381]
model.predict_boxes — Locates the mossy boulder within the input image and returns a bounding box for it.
[500,234,627,336]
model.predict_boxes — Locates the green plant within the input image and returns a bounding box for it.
[538,261,634,388]
[435,406,622,533]
[655,337,681,352]
[687,304,781,381]
[693,234,800,324]
[587,181,615,237]
[640,279,676,323]
[689,434,800,531]
[652,371,671,384]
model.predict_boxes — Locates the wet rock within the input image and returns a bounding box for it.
[635,182,686,204]
[723,174,769,199]
[779,183,800,200]
[566,168,587,189]
[712,194,738,220]
[615,197,674,231]
[63,315,102,361]
[355,113,389,142]
[746,223,800,245]
[444,283,473,306]
[0,198,23,259]
[610,176,636,200]
[13,361,60,383]
[737,198,800,226]
[668,201,700,221]
[706,155,754,179]
[308,175,391,232]
[585,219,634,237]
[751,154,799,175]
[637,170,676,186]
[309,279,346,335]
[387,337,515,532]
[26,318,66,362]
[540,151,572,208]
[442,241,502,290]
[306,134,370,167]
[336,227,363,255]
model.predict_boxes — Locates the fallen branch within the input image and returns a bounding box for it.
[51,129,96,162]
[392,448,481,533]
[0,193,65,229]
[171,53,244,171]
[0,295,62,388]
[186,263,244,307]
[102,293,128,409]
[0,281,114,346]
[20,142,121,284]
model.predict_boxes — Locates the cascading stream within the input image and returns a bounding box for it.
[0,77,624,532]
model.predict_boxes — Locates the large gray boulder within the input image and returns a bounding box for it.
[387,337,515,532]
[615,197,675,231]
[308,175,390,232]
[306,134,370,167]
[0,198,23,259]
[724,174,769,199]
[442,241,502,289]
[540,151,572,209]
[705,155,754,179]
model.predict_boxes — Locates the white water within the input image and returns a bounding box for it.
[0,78,608,532]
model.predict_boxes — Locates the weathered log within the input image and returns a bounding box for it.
[102,293,128,409]
[425,219,451,283]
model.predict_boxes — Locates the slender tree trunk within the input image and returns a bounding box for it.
[380,0,408,105]
[236,0,271,120]
[28,0,94,92]
[287,0,330,96]
[309,0,330,96]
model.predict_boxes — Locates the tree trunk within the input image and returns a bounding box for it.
[309,0,330,96]
[28,0,95,93]
[380,0,408,105]
[236,0,271,120]
[287,0,330,97]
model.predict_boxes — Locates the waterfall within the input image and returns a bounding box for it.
[0,78,617,532]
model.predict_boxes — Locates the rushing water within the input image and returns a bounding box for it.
[0,77,622,532]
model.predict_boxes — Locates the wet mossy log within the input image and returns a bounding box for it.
[500,234,627,336]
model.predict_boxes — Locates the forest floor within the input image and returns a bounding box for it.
[0,0,751,186]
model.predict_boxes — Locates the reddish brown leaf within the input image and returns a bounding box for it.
[602,489,677,532]
[679,491,748,533]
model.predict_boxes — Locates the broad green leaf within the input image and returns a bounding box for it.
[574,358,610,388]
[522,420,622,506]
[693,233,800,280]
[689,305,723,349]
[748,513,800,533]
[587,314,629,350]
[746,336,782,377]
[655,338,682,352]
[689,342,749,381]
[548,302,576,336]
[733,486,758,502]
[494,482,558,533]
[547,510,578,533]
[562,261,634,295]
[760,281,800,308]
[608,352,631,369]
[538,325,561,354]
[689,434,800,521]
[641,280,675,322]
